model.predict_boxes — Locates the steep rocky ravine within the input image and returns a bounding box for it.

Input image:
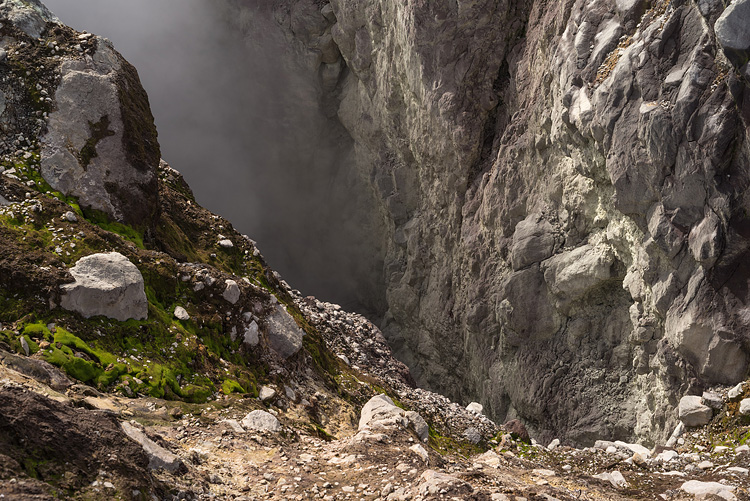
[223,0,750,445]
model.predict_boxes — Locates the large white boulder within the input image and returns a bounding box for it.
[358,394,428,441]
[60,252,147,321]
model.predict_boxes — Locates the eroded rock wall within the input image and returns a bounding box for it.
[224,0,750,445]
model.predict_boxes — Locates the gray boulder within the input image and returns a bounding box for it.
[265,304,305,359]
[702,391,723,410]
[60,252,147,321]
[678,396,713,427]
[40,40,159,226]
[715,0,750,67]
[0,351,72,391]
[241,410,281,433]
[121,422,183,473]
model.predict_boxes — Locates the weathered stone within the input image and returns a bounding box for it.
[740,399,750,416]
[358,394,405,431]
[728,383,745,400]
[702,391,723,410]
[418,470,471,497]
[173,306,189,321]
[241,410,281,433]
[678,396,713,427]
[222,279,241,304]
[60,252,147,321]
[121,422,183,473]
[40,41,159,226]
[0,351,72,391]
[593,471,627,489]
[243,320,260,346]
[504,419,530,443]
[265,304,304,359]
[466,402,483,414]
[259,385,276,402]
[405,410,428,442]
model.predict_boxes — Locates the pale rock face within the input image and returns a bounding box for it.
[244,320,260,346]
[60,252,147,322]
[680,480,737,501]
[173,306,189,321]
[265,304,305,359]
[40,39,159,226]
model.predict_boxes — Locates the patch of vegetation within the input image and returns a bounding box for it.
[428,426,486,458]
[83,208,144,249]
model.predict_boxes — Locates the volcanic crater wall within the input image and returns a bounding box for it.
[222,0,750,445]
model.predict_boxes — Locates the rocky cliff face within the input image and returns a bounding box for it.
[223,0,750,445]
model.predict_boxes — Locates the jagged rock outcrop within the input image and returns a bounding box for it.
[231,0,750,445]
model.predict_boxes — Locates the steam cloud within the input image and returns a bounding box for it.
[44,0,382,314]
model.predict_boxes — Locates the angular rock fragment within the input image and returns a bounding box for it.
[121,422,183,473]
[678,396,713,427]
